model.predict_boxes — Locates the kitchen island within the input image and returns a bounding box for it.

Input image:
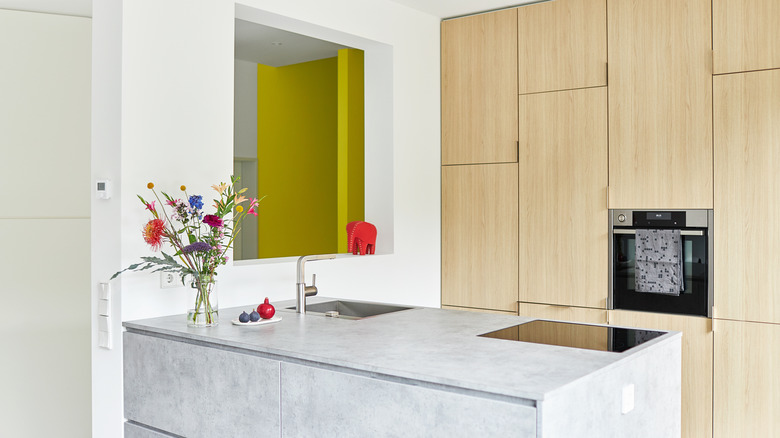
[123,298,681,437]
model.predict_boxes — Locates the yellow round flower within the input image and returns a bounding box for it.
[236,205,244,213]
[180,185,187,191]
[147,182,154,189]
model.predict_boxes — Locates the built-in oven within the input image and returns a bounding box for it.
[609,209,713,317]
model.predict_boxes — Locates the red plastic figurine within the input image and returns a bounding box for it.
[346,221,377,255]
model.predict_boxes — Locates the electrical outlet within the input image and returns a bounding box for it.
[160,272,181,288]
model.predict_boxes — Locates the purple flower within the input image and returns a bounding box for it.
[182,242,211,254]
[203,214,224,228]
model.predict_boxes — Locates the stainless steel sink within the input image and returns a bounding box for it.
[285,300,414,320]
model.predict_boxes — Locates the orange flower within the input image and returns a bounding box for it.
[212,183,228,195]
[236,205,244,213]
[180,185,187,191]
[147,182,154,189]
[142,219,166,251]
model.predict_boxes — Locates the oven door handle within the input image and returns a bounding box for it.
[612,229,704,236]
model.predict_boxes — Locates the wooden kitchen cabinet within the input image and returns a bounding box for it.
[442,163,518,312]
[607,0,713,209]
[518,87,608,309]
[441,9,518,165]
[713,319,780,437]
[518,303,607,325]
[517,0,607,94]
[609,310,713,438]
[713,0,780,74]
[714,69,780,324]
[442,305,516,316]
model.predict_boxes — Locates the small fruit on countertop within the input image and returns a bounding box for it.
[238,311,250,323]
[258,297,276,319]
[249,310,261,322]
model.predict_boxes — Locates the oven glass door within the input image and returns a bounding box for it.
[612,229,709,317]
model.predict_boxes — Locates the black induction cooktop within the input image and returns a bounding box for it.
[478,320,665,353]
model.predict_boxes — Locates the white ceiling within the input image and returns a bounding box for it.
[0,0,543,66]
[387,0,541,18]
[0,0,544,20]
[235,19,349,67]
[0,0,91,17]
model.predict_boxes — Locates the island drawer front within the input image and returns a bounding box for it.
[280,362,537,437]
[124,332,281,438]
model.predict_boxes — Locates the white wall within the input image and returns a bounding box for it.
[0,9,92,437]
[92,0,441,435]
[91,1,123,437]
[234,59,258,160]
[233,58,258,259]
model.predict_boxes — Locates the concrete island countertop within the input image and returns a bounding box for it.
[123,297,681,403]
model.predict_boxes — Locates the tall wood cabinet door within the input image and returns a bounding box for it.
[517,0,607,94]
[609,311,713,438]
[714,70,780,324]
[607,0,713,209]
[713,319,780,437]
[441,9,518,165]
[713,0,780,74]
[518,87,608,308]
[442,163,518,312]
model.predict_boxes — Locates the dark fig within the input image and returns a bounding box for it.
[249,310,261,322]
[238,311,250,323]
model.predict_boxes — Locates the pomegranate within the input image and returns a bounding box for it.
[257,297,275,319]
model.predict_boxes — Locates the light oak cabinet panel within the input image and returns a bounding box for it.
[517,0,607,94]
[713,0,780,74]
[518,303,607,325]
[441,9,518,165]
[609,311,712,438]
[607,0,713,209]
[442,305,516,316]
[442,164,518,312]
[714,70,780,324]
[713,319,780,437]
[518,87,608,308]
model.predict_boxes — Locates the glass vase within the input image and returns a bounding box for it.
[188,274,218,327]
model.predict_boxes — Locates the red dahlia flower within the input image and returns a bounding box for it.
[203,214,224,228]
[142,218,166,251]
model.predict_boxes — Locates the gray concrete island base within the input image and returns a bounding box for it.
[123,300,682,437]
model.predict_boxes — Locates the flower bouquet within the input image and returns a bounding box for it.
[112,176,261,327]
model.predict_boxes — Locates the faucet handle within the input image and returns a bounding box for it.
[311,273,316,287]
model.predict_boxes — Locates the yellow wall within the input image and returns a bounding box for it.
[337,48,366,252]
[257,51,365,258]
[257,58,338,258]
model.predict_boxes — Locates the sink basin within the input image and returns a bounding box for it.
[285,300,414,320]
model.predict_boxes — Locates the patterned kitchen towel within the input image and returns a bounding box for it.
[635,229,683,296]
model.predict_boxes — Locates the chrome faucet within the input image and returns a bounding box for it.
[296,254,337,313]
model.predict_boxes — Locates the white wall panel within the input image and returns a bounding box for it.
[0,219,91,437]
[0,9,91,219]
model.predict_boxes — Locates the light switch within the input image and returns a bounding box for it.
[99,282,110,300]
[98,299,110,317]
[98,315,109,332]
[99,331,112,349]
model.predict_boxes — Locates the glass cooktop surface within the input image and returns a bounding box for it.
[478,320,665,353]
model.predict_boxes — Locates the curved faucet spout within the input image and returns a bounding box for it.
[296,254,337,313]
